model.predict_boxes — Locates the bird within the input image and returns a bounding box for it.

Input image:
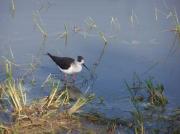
[47,53,89,81]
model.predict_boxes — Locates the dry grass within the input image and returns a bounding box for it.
[0,80,96,133]
[3,61,26,113]
[68,94,94,115]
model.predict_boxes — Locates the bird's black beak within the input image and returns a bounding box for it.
[83,64,90,71]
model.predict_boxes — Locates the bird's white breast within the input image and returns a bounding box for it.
[59,63,82,74]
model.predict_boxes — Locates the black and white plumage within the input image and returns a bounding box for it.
[47,53,89,75]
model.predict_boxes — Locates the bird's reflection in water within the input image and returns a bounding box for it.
[58,83,84,101]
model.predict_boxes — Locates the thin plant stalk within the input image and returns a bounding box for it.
[46,82,60,107]
[99,32,108,45]
[33,11,48,38]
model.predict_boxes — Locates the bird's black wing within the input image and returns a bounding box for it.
[57,57,75,69]
[47,53,74,69]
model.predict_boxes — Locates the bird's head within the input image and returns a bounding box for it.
[77,56,84,64]
[77,56,89,71]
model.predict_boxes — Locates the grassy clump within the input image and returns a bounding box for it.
[42,81,69,108]
[126,79,145,134]
[0,60,95,133]
[146,80,168,107]
[6,86,95,133]
[5,80,26,112]
[0,124,10,134]
[68,94,95,115]
[0,87,95,133]
[130,105,145,134]
[3,61,26,113]
[125,75,170,134]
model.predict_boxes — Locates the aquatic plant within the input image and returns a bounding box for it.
[32,11,48,38]
[146,79,168,107]
[11,0,15,12]
[10,0,16,17]
[169,9,180,38]
[130,106,145,134]
[99,32,108,45]
[125,80,145,134]
[57,24,68,45]
[0,84,4,98]
[125,75,170,134]
[85,17,97,31]
[175,24,180,37]
[110,17,121,33]
[43,82,71,108]
[169,108,180,133]
[3,61,26,113]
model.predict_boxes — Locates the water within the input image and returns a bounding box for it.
[0,0,180,117]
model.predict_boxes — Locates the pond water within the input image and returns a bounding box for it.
[0,0,180,118]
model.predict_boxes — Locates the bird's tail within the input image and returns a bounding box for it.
[46,52,60,65]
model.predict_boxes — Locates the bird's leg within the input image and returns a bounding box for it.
[64,74,67,82]
[72,74,77,82]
